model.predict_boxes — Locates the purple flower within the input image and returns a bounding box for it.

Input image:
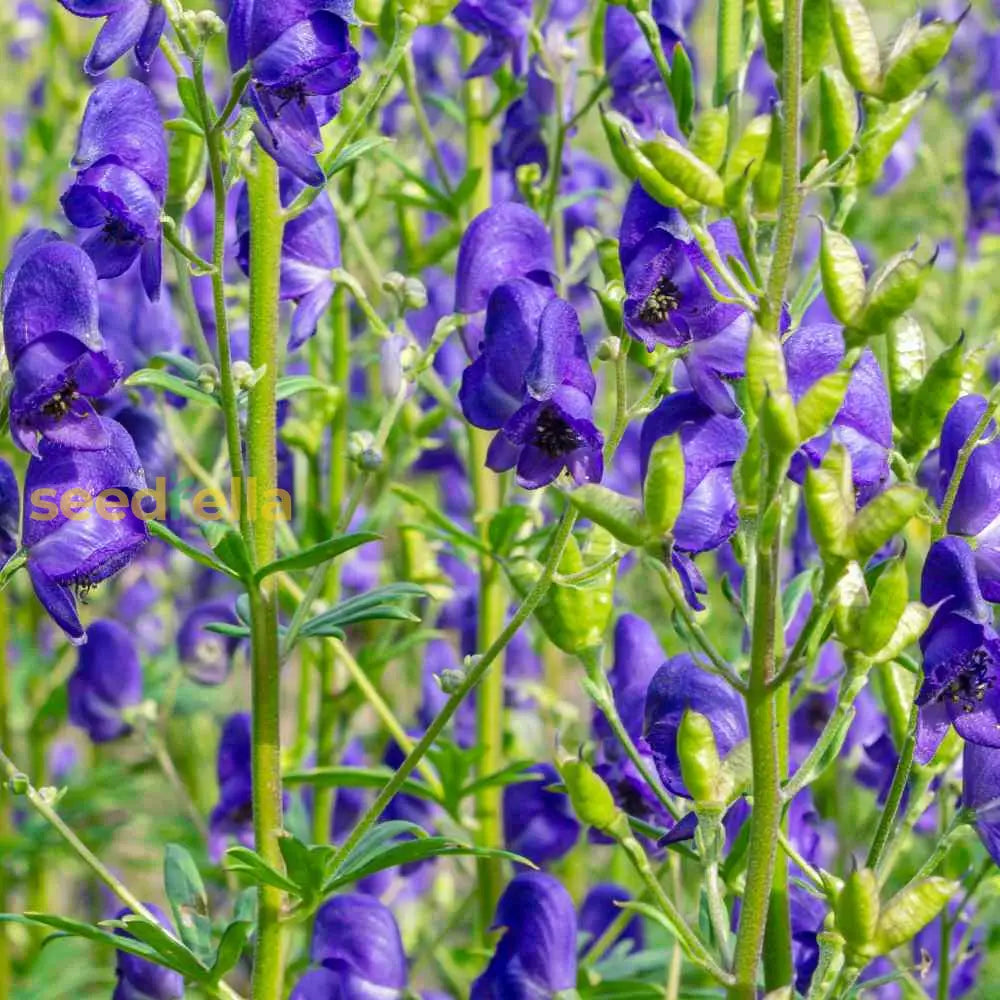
[177,600,241,685]
[309,894,407,996]
[471,872,577,1000]
[235,170,341,349]
[965,103,1000,241]
[22,416,150,643]
[209,713,253,859]
[113,903,184,1000]
[99,267,182,375]
[644,654,748,796]
[62,79,167,300]
[965,742,1000,864]
[639,391,747,555]
[915,537,1000,763]
[68,620,143,743]
[228,0,361,186]
[459,279,603,488]
[453,0,532,77]
[57,0,165,76]
[578,884,644,955]
[502,763,580,866]
[784,323,891,504]
[0,461,20,566]
[494,60,557,177]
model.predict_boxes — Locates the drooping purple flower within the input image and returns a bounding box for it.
[209,712,253,859]
[965,103,1000,240]
[227,0,361,186]
[578,884,644,955]
[789,886,828,995]
[784,323,892,505]
[113,903,185,1000]
[639,390,747,556]
[99,268,182,375]
[915,537,1000,764]
[964,741,1000,865]
[494,59,557,177]
[453,0,532,77]
[502,763,580,866]
[235,170,341,349]
[459,279,604,489]
[471,872,577,1000]
[644,654,748,796]
[62,79,167,300]
[309,894,407,997]
[22,416,150,643]
[67,620,143,743]
[177,600,241,685]
[58,0,165,76]
[0,461,20,566]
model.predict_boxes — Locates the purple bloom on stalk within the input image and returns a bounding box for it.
[67,620,142,743]
[0,461,20,566]
[502,763,580,866]
[459,279,603,489]
[22,416,149,644]
[309,894,407,997]
[177,600,241,685]
[62,79,167,299]
[209,712,253,859]
[57,0,165,76]
[227,0,361,186]
[784,323,892,504]
[112,903,184,1000]
[915,537,1000,764]
[644,654,748,797]
[965,103,1000,240]
[964,741,1000,865]
[453,0,532,77]
[578,884,644,955]
[494,60,558,177]
[235,170,341,349]
[471,872,577,1000]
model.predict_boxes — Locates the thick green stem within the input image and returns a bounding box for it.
[714,0,742,107]
[0,595,10,998]
[245,151,287,1000]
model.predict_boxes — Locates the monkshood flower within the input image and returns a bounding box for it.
[964,741,1000,865]
[965,103,1000,241]
[471,872,577,1000]
[784,324,892,505]
[644,653,748,797]
[209,712,253,859]
[67,620,142,743]
[494,60,557,177]
[309,894,407,997]
[99,268,181,375]
[578,884,644,955]
[459,278,604,488]
[227,0,361,186]
[177,600,241,686]
[235,170,341,349]
[0,461,19,566]
[22,416,149,643]
[924,394,1000,599]
[62,79,167,300]
[915,537,1000,763]
[57,0,165,76]
[503,763,580,866]
[113,904,184,1000]
[454,0,531,78]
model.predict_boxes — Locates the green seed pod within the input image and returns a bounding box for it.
[834,562,870,643]
[855,92,926,187]
[836,867,881,956]
[819,67,859,162]
[599,107,640,179]
[166,127,207,222]
[819,222,866,325]
[736,426,762,509]
[643,434,686,537]
[594,281,625,338]
[796,368,851,443]
[870,602,932,664]
[627,140,699,212]
[678,710,723,806]
[859,250,928,334]
[762,388,801,460]
[802,0,834,82]
[758,0,784,72]
[804,444,855,562]
[880,19,957,102]
[859,558,909,655]
[886,314,926,427]
[558,754,627,835]
[724,114,773,192]
[596,237,624,284]
[565,484,648,547]
[639,135,726,208]
[688,107,729,171]
[752,111,783,216]
[746,323,788,414]
[900,333,964,459]
[849,484,925,562]
[830,0,882,93]
[669,44,696,135]
[874,878,958,954]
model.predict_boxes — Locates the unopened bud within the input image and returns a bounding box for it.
[231,360,257,391]
[8,772,28,795]
[195,9,225,36]
[438,668,466,694]
[357,447,383,472]
[403,277,428,312]
[557,752,627,835]
[380,335,407,399]
[596,337,620,362]
[347,430,375,459]
[835,867,880,958]
[678,710,724,805]
[196,364,219,393]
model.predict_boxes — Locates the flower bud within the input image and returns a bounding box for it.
[438,668,466,694]
[835,867,880,958]
[848,483,924,562]
[595,337,621,362]
[752,111,783,215]
[795,368,851,443]
[403,276,428,311]
[357,447,383,472]
[557,753,627,836]
[677,710,724,806]
[231,360,258,391]
[819,67,860,161]
[746,324,788,414]
[194,9,225,37]
[880,18,958,103]
[761,388,800,459]
[8,772,28,795]
[642,434,685,537]
[723,114,772,192]
[638,135,725,208]
[873,878,958,954]
[380,335,406,399]
[819,221,866,326]
[196,364,219,393]
[830,0,882,93]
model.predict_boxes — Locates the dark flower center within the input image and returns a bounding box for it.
[638,276,680,325]
[41,382,79,419]
[103,214,139,245]
[944,648,993,712]
[273,82,309,113]
[532,406,582,457]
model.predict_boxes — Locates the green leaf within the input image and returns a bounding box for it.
[148,351,203,380]
[254,531,380,582]
[203,621,251,638]
[149,521,240,579]
[166,126,207,222]
[163,844,212,962]
[277,834,334,900]
[224,846,299,895]
[125,368,218,407]
[274,375,338,402]
[13,913,161,965]
[176,77,203,124]
[325,135,392,179]
[118,915,209,981]
[449,167,483,208]
[283,765,438,802]
[299,584,427,638]
[208,919,253,981]
[391,484,488,553]
[201,524,254,581]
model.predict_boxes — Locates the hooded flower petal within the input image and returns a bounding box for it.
[58,0,165,75]
[68,619,142,742]
[502,763,580,866]
[963,741,1000,864]
[177,600,241,685]
[454,0,532,77]
[578,884,644,955]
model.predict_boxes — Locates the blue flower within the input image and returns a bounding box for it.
[57,0,165,76]
[112,903,185,1000]
[502,763,581,866]
[454,0,532,77]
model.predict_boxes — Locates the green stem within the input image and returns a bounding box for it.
[714,0,742,108]
[629,6,675,99]
[400,51,454,197]
[865,702,918,874]
[0,595,10,998]
[245,151,287,1000]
